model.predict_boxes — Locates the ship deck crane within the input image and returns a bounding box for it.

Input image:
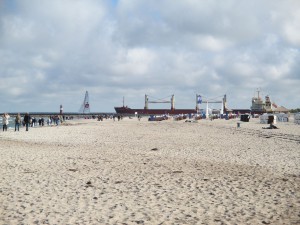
[145,94,226,115]
[196,94,226,116]
[145,94,175,110]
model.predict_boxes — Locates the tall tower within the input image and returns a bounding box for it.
[79,91,90,114]
[60,105,63,115]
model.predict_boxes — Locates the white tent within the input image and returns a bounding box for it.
[275,113,289,122]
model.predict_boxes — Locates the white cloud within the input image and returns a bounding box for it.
[1,16,35,42]
[283,20,300,47]
[32,55,52,69]
[192,35,232,52]
[269,0,300,47]
[0,0,299,112]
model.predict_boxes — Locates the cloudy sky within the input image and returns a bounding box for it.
[1,0,299,113]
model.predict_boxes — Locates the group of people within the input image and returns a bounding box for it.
[2,113,62,132]
[16,113,31,131]
[2,113,31,132]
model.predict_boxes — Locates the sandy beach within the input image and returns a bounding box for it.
[0,117,299,225]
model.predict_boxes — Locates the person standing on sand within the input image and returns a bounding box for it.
[23,112,31,131]
[15,113,21,131]
[2,113,10,131]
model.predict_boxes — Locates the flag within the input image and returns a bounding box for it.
[197,95,202,104]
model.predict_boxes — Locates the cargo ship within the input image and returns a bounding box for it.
[115,95,194,115]
[114,94,226,115]
[115,91,288,116]
[114,107,198,115]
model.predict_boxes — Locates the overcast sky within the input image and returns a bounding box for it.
[1,0,299,113]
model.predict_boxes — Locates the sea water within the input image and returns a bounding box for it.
[0,117,15,129]
[0,116,52,130]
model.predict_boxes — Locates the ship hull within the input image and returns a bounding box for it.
[115,107,266,115]
[230,109,266,115]
[114,107,197,115]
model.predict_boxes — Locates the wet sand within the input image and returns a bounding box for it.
[0,117,299,224]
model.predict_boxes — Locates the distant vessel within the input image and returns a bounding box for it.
[115,94,226,115]
[115,95,197,115]
[115,91,288,115]
[114,106,198,115]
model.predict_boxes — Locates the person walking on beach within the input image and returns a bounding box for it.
[15,113,21,131]
[2,113,10,131]
[47,117,51,126]
[23,112,31,131]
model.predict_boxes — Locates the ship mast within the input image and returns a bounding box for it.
[144,94,148,110]
[171,95,175,110]
[257,88,261,99]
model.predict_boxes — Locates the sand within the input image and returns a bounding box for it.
[0,117,299,225]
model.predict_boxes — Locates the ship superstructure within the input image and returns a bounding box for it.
[265,95,273,113]
[250,89,265,112]
[249,89,288,114]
